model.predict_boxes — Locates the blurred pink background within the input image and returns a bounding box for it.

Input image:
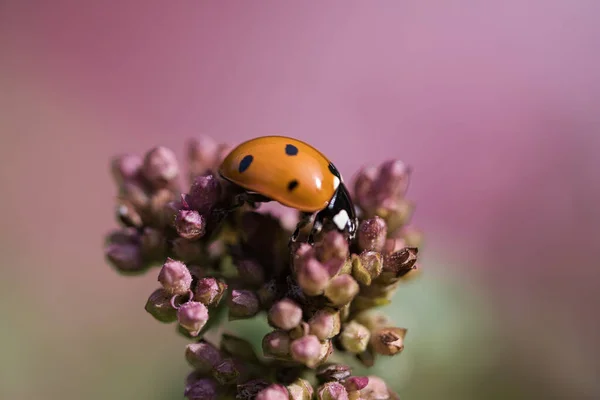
[1,1,599,399]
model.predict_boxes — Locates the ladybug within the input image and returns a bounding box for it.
[219,136,358,243]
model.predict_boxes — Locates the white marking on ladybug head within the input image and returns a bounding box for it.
[332,209,349,231]
[333,175,340,190]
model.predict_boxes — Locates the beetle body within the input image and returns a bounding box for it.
[218,136,357,242]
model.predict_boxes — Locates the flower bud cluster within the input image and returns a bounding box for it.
[104,137,420,399]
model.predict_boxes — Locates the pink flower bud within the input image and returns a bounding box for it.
[290,335,322,368]
[324,275,359,307]
[177,301,209,337]
[317,382,349,400]
[185,340,223,373]
[256,384,289,400]
[357,217,387,252]
[175,210,206,240]
[142,146,179,189]
[262,330,291,359]
[158,258,192,295]
[195,277,227,307]
[228,290,259,319]
[268,298,303,330]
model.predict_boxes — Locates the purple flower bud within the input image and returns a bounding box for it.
[235,259,265,286]
[237,379,271,400]
[111,154,142,186]
[296,258,330,296]
[175,209,207,240]
[177,301,209,337]
[185,340,223,373]
[371,327,406,356]
[352,166,377,212]
[105,242,145,274]
[172,238,205,263]
[228,290,259,320]
[220,333,259,362]
[340,321,371,353]
[142,146,179,189]
[290,335,322,368]
[317,382,349,400]
[262,330,291,359]
[287,378,314,400]
[357,217,387,252]
[344,377,369,392]
[324,275,359,307]
[145,288,177,323]
[188,174,222,212]
[360,376,391,400]
[382,247,418,278]
[212,358,240,384]
[308,308,341,341]
[195,277,227,307]
[158,258,192,295]
[374,160,411,204]
[268,298,303,330]
[256,384,289,400]
[184,377,218,400]
[315,231,349,262]
[351,251,383,286]
[316,364,352,383]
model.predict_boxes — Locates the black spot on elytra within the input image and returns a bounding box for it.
[238,155,253,173]
[285,144,298,156]
[328,163,340,177]
[287,180,299,191]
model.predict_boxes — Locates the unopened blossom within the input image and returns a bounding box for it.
[324,274,359,306]
[158,258,192,295]
[195,277,227,307]
[111,154,143,185]
[145,288,177,323]
[268,298,303,330]
[142,146,179,189]
[287,378,314,400]
[256,384,289,400]
[228,290,259,319]
[340,321,371,353]
[184,377,218,400]
[357,217,387,252]
[177,301,209,337]
[352,251,383,286]
[295,257,330,296]
[317,382,349,400]
[371,327,406,356]
[290,335,322,368]
[212,358,240,384]
[262,330,291,359]
[175,209,206,240]
[185,341,223,373]
[308,308,341,340]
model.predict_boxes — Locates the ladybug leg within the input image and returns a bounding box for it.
[290,212,314,245]
[307,210,326,245]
